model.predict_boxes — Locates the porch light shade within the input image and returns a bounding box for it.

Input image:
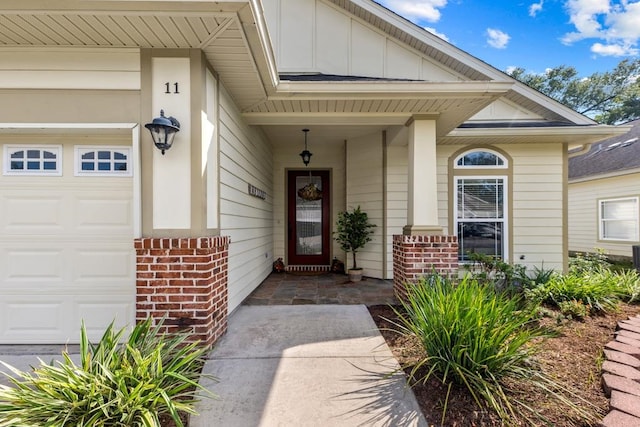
[145,110,180,155]
[299,128,312,166]
[299,149,312,166]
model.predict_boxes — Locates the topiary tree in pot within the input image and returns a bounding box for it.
[334,205,376,282]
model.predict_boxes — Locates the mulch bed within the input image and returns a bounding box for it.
[368,303,640,426]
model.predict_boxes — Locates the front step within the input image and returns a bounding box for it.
[285,265,331,273]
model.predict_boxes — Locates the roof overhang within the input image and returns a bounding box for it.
[0,0,278,110]
[244,80,514,136]
[440,124,632,145]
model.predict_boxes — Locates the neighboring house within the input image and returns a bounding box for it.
[569,119,640,259]
[0,0,624,345]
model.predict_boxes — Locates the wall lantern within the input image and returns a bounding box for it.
[299,128,312,166]
[144,110,180,155]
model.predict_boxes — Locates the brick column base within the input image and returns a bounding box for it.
[393,234,458,300]
[135,236,230,348]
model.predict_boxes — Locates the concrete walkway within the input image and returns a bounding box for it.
[192,305,428,427]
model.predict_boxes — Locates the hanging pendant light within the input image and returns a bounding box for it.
[299,128,312,166]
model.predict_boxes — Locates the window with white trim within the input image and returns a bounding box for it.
[74,147,132,176]
[454,149,508,262]
[3,145,62,176]
[599,197,639,241]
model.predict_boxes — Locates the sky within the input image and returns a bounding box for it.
[376,0,640,77]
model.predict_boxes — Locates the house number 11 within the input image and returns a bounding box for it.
[164,82,179,94]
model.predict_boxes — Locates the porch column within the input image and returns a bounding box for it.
[403,117,442,235]
[394,116,458,296]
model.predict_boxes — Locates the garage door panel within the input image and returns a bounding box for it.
[74,249,134,281]
[1,299,70,343]
[4,249,64,281]
[74,196,132,234]
[1,296,134,343]
[77,298,134,340]
[0,140,135,344]
[1,195,65,233]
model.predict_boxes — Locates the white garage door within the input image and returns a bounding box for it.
[0,139,135,344]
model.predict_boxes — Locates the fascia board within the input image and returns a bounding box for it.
[511,83,597,125]
[273,81,513,99]
[569,167,640,184]
[448,124,631,142]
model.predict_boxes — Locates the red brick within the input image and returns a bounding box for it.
[611,390,640,418]
[619,322,640,335]
[602,361,640,381]
[599,410,640,427]
[602,374,640,397]
[618,330,640,342]
[606,341,640,358]
[616,335,640,348]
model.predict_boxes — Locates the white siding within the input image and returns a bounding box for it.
[272,140,345,264]
[0,47,140,90]
[346,133,384,278]
[219,87,273,312]
[508,144,564,270]
[438,143,564,271]
[263,0,464,80]
[569,173,640,257]
[385,144,407,277]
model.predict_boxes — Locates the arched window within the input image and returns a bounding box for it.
[453,149,508,262]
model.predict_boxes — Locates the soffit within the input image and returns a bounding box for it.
[0,0,272,110]
[244,80,514,136]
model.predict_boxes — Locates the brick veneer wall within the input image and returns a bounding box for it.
[135,236,230,348]
[393,234,458,300]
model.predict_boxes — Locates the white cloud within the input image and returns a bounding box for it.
[378,0,448,23]
[424,26,450,41]
[529,0,545,17]
[486,28,511,49]
[591,42,639,56]
[561,0,640,57]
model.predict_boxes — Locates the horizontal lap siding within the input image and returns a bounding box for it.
[219,87,273,312]
[569,174,640,257]
[508,144,564,270]
[438,144,564,271]
[385,145,407,278]
[346,134,383,278]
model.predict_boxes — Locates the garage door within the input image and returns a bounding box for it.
[0,139,135,343]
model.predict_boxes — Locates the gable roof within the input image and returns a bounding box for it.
[569,119,640,180]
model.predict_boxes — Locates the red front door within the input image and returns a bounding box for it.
[287,170,331,265]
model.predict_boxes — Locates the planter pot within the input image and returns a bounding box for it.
[348,268,363,282]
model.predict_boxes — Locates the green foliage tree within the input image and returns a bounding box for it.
[508,58,640,124]
[334,206,376,269]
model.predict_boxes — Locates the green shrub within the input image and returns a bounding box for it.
[527,272,620,313]
[609,268,640,303]
[393,274,595,424]
[569,250,610,275]
[558,299,590,320]
[0,318,214,427]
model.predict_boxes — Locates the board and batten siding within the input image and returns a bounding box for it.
[346,133,384,278]
[0,47,140,90]
[271,140,346,265]
[219,87,273,313]
[262,0,464,81]
[569,173,640,257]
